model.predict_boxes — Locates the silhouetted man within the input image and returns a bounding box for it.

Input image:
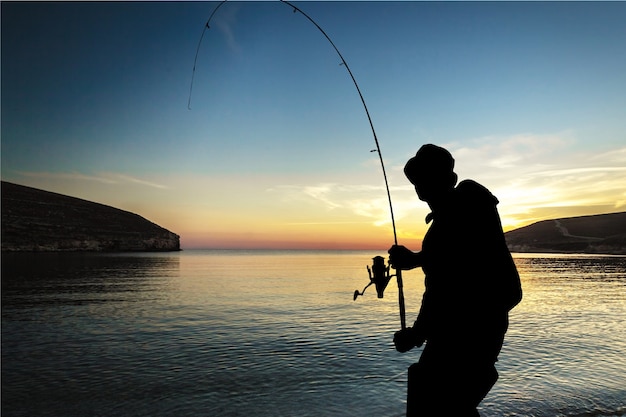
[388,144,522,416]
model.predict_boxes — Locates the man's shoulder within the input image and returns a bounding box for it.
[455,179,499,205]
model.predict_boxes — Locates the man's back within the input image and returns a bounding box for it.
[418,179,521,344]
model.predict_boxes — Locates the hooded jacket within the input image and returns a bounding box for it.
[414,180,522,358]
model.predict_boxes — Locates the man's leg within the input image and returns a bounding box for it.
[407,361,435,416]
[406,356,498,416]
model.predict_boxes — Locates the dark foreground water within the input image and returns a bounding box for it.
[2,250,625,417]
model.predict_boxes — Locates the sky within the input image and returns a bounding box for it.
[2,1,625,250]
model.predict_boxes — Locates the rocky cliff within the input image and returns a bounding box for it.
[505,211,626,254]
[1,181,180,252]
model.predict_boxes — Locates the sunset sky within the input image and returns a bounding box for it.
[2,1,625,250]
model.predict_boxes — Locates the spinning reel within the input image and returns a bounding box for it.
[353,255,396,300]
[354,255,406,329]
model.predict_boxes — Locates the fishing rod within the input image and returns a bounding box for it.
[189,0,406,330]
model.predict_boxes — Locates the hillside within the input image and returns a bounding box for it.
[1,181,180,252]
[505,211,626,254]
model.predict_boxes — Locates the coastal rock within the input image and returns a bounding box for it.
[505,212,626,254]
[1,181,180,252]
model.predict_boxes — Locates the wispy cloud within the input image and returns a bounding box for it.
[213,3,242,56]
[110,174,169,189]
[445,134,626,227]
[281,221,374,226]
[268,182,414,228]
[448,132,573,174]
[16,171,168,189]
[18,171,117,184]
[268,135,626,233]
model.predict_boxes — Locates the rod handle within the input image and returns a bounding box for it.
[396,269,407,329]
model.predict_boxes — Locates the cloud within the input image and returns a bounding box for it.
[590,146,626,164]
[447,135,626,228]
[281,221,374,226]
[110,174,169,189]
[18,171,117,184]
[268,135,626,234]
[448,132,573,174]
[213,3,242,56]
[301,184,343,210]
[16,171,168,189]
[268,182,416,229]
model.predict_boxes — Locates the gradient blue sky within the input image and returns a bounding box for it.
[2,1,625,249]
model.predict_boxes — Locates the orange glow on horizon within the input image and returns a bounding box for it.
[179,229,413,251]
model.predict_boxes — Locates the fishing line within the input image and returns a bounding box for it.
[188,0,398,244]
[189,0,406,328]
[188,0,228,111]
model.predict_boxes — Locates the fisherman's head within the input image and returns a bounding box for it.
[404,144,458,203]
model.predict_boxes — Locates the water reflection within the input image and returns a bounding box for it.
[2,252,180,310]
[1,252,625,417]
[483,254,626,417]
[2,252,181,417]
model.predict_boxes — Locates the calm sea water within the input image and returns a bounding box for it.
[2,250,625,417]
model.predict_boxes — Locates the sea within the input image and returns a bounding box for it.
[1,250,625,417]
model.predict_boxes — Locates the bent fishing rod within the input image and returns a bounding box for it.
[189,0,406,330]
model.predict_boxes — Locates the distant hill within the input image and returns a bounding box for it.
[1,181,180,252]
[505,211,626,254]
